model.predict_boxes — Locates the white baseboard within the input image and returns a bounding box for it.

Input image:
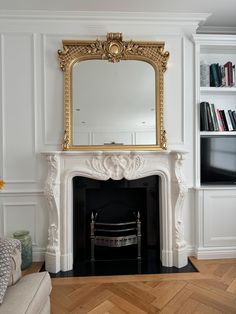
[186,245,195,257]
[32,247,46,262]
[194,247,236,260]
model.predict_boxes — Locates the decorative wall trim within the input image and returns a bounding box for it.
[163,35,185,147]
[42,34,51,146]
[197,26,236,35]
[2,202,38,245]
[32,33,37,153]
[186,245,195,257]
[181,36,185,145]
[4,180,37,184]
[32,247,46,262]
[195,247,236,260]
[42,34,65,147]
[1,33,37,183]
[0,11,210,26]
[0,34,5,178]
[0,191,44,196]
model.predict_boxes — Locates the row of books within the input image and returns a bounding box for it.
[200,61,235,87]
[200,102,236,131]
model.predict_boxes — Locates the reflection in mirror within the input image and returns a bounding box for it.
[73,60,156,145]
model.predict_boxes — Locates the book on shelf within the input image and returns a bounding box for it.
[220,110,229,131]
[200,61,210,87]
[224,110,234,131]
[232,111,236,126]
[228,110,236,130]
[203,61,235,88]
[210,103,219,131]
[210,63,221,87]
[206,103,214,131]
[216,109,225,131]
[200,102,209,131]
[233,65,235,86]
[200,101,236,132]
[220,65,226,87]
[224,61,233,87]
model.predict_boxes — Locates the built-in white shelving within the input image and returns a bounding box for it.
[193,34,236,261]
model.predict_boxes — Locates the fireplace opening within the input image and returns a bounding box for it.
[72,175,162,275]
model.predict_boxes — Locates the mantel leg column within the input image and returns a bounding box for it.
[173,152,188,268]
[44,154,61,273]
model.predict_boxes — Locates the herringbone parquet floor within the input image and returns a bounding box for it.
[51,257,236,313]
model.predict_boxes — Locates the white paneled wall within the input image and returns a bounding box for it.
[0,193,48,260]
[43,35,64,146]
[0,11,201,261]
[203,190,236,247]
[3,34,36,183]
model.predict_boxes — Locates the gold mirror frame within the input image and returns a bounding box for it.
[58,33,169,151]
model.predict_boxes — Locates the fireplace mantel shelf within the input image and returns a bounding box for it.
[41,149,189,155]
[42,149,188,273]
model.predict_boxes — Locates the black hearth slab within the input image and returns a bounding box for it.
[43,258,198,278]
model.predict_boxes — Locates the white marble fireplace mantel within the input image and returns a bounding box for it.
[42,150,188,273]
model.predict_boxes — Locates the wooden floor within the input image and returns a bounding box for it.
[50,257,236,313]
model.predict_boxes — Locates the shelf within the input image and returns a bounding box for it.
[200,87,236,94]
[194,185,236,190]
[200,131,236,136]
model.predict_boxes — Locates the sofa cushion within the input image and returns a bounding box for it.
[0,238,21,304]
[0,272,52,314]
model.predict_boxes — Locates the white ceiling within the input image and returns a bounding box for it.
[0,0,236,29]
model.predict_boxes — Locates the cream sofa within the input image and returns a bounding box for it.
[0,240,52,314]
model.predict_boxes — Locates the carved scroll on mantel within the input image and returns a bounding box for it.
[173,152,188,251]
[86,153,145,180]
[44,154,60,258]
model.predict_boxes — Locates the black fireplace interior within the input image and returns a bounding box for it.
[73,175,158,266]
[52,175,197,277]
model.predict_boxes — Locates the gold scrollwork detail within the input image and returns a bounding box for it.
[58,32,169,67]
[62,130,70,150]
[161,130,167,150]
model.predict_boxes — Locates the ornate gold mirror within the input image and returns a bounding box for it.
[58,33,169,151]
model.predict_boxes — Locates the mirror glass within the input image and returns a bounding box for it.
[72,60,156,145]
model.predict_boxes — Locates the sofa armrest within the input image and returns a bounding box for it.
[7,248,22,286]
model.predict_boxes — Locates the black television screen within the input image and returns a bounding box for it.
[201,136,236,185]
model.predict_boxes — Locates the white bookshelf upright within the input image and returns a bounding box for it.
[193,34,236,259]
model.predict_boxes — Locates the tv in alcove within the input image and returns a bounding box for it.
[201,135,236,185]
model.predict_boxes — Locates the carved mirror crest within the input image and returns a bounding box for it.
[58,33,169,151]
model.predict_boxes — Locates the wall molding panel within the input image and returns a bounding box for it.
[0,11,209,261]
[0,194,49,261]
[0,34,5,179]
[2,202,37,244]
[2,33,37,184]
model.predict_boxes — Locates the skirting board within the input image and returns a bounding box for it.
[195,247,236,260]
[33,247,46,262]
[186,245,195,257]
